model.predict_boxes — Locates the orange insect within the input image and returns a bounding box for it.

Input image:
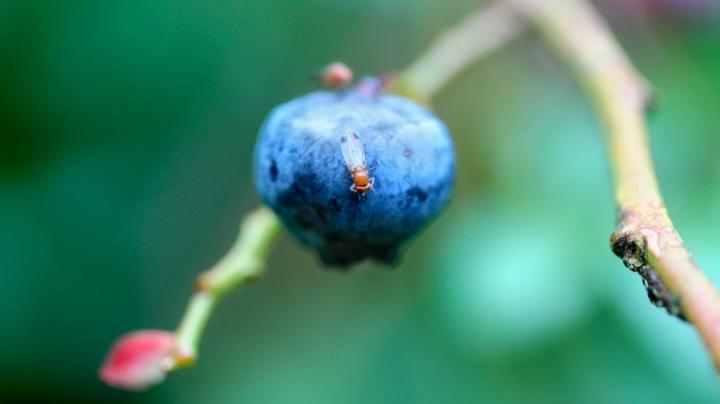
[340,132,374,194]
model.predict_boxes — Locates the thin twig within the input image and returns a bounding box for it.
[400,2,525,103]
[507,0,720,369]
[173,207,281,368]
[399,0,720,371]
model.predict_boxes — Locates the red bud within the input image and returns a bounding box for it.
[99,330,177,391]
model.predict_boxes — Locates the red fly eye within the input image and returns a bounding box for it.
[354,172,369,187]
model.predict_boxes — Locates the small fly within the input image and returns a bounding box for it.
[340,132,374,194]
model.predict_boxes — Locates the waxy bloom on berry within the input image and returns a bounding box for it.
[254,86,456,267]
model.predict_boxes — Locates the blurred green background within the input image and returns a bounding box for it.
[2,0,720,402]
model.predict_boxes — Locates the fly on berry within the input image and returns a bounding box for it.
[340,132,374,194]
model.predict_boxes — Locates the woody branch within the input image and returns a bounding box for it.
[400,0,720,369]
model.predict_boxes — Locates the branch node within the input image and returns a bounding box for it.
[611,231,686,320]
[195,271,213,292]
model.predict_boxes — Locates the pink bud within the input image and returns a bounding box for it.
[320,62,353,88]
[99,330,177,391]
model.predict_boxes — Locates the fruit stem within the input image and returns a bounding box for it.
[172,207,282,369]
[399,2,525,103]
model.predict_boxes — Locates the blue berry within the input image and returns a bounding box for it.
[253,88,456,267]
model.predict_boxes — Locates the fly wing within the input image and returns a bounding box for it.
[340,132,367,170]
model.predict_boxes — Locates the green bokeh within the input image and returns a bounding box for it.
[2,0,720,402]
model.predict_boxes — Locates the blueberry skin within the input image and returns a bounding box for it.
[253,90,455,267]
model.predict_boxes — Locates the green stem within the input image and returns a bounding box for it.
[511,0,720,369]
[171,207,281,368]
[400,0,720,372]
[399,2,525,103]
[174,292,216,366]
